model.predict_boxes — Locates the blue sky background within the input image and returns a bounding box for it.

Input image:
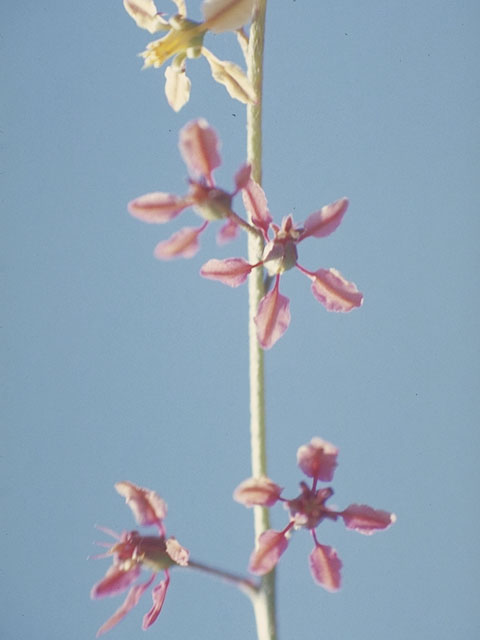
[3,1,479,639]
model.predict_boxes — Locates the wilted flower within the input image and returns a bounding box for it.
[234,438,396,591]
[91,482,189,636]
[128,118,251,259]
[200,180,363,348]
[124,0,256,110]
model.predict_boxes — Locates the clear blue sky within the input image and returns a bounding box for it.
[3,2,479,639]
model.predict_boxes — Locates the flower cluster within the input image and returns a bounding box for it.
[201,181,364,348]
[91,482,189,636]
[129,118,362,349]
[128,118,251,258]
[124,0,256,110]
[234,438,396,591]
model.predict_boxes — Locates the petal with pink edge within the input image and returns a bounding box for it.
[249,530,289,575]
[179,119,221,180]
[309,544,342,592]
[296,437,338,482]
[202,0,255,33]
[91,564,141,599]
[254,283,290,349]
[242,179,272,238]
[123,0,168,33]
[142,575,169,629]
[115,482,167,527]
[165,537,189,566]
[216,218,240,245]
[200,258,252,287]
[301,197,349,239]
[154,226,202,260]
[341,504,396,535]
[233,476,283,507]
[233,164,252,192]
[310,268,363,312]
[96,574,155,637]
[128,192,190,223]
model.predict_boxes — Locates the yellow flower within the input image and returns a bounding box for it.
[123,0,256,111]
[140,16,205,69]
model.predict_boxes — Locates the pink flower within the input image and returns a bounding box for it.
[91,482,189,636]
[128,118,250,259]
[200,180,363,348]
[234,438,396,592]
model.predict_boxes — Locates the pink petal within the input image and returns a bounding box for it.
[96,574,155,637]
[242,179,272,238]
[91,564,141,599]
[154,226,202,260]
[309,544,342,592]
[310,268,363,312]
[254,282,291,349]
[296,437,338,482]
[341,504,396,535]
[128,192,190,223]
[200,257,252,287]
[165,537,189,566]
[233,163,252,192]
[142,575,169,629]
[216,218,240,245]
[179,118,221,180]
[249,530,289,575]
[301,197,349,239]
[115,482,167,527]
[233,476,283,507]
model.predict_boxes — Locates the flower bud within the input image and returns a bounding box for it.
[130,536,177,571]
[262,239,298,276]
[192,186,233,221]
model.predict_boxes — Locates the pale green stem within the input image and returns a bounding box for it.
[246,2,277,639]
[187,559,259,599]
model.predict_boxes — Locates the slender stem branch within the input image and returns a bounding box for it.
[227,208,262,238]
[187,559,259,599]
[246,2,277,639]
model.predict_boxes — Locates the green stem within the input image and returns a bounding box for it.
[187,559,259,599]
[246,2,277,639]
[227,208,262,238]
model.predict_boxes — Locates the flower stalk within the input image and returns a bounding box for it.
[245,1,277,639]
[187,559,259,598]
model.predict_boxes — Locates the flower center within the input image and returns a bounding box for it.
[287,485,336,529]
